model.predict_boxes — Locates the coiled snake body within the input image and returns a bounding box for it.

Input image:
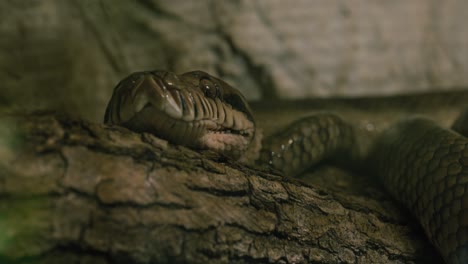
[104,70,468,264]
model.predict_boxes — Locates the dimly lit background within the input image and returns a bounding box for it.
[1,0,467,121]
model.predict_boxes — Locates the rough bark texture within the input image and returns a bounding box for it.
[1,0,468,121]
[0,112,444,264]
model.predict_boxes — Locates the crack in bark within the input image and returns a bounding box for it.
[186,185,248,198]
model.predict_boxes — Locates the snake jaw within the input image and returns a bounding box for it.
[105,70,256,159]
[200,112,255,158]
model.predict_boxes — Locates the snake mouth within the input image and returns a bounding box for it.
[105,70,255,159]
[132,104,254,154]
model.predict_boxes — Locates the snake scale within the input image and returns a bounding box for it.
[104,70,468,264]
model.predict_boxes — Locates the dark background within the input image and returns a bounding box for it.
[1,0,467,121]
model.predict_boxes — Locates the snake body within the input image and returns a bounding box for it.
[104,70,468,263]
[372,118,468,263]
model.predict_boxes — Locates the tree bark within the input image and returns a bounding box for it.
[0,112,443,264]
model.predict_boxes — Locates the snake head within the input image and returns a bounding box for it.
[104,70,256,159]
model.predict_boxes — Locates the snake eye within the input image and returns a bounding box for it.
[200,78,219,99]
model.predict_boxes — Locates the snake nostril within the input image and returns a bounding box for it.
[127,72,144,84]
[163,71,181,87]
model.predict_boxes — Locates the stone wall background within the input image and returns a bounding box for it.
[1,0,467,121]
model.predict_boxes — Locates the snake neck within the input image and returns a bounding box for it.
[256,113,369,177]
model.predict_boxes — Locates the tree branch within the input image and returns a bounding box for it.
[0,112,442,263]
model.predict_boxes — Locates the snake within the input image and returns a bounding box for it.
[104,70,468,264]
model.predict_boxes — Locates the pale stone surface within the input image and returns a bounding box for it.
[1,0,467,121]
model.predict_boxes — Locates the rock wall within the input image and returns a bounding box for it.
[1,0,467,121]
